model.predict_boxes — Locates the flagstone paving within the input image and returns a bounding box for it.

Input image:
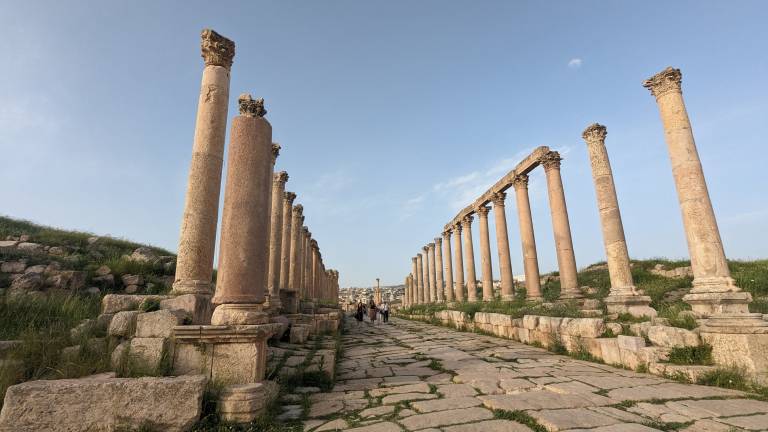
[299,317,768,431]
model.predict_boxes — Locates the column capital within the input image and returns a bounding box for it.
[422,246,429,253]
[539,151,562,171]
[201,29,235,69]
[238,94,267,117]
[453,222,463,233]
[271,142,281,162]
[476,205,491,217]
[273,171,289,185]
[461,215,474,227]
[512,174,529,190]
[442,229,452,238]
[292,204,304,217]
[582,123,607,144]
[302,227,310,236]
[412,256,418,263]
[434,237,442,245]
[491,192,506,206]
[643,67,682,99]
[310,239,318,249]
[284,191,297,203]
[428,242,435,249]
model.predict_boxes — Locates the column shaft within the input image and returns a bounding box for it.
[492,193,515,300]
[477,206,494,301]
[279,193,296,297]
[434,238,445,302]
[416,254,425,303]
[411,258,419,304]
[462,216,478,302]
[442,231,455,302]
[513,175,542,299]
[453,225,466,302]
[427,244,437,302]
[267,172,288,307]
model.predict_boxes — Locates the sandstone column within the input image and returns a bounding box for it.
[427,243,437,302]
[492,192,515,301]
[452,224,466,302]
[477,206,494,301]
[644,67,758,322]
[211,95,271,325]
[287,205,304,303]
[583,124,655,317]
[310,241,319,301]
[422,247,432,303]
[279,192,296,308]
[173,29,235,297]
[416,254,425,303]
[442,231,455,302]
[411,257,419,304]
[540,151,582,300]
[462,216,478,302]
[302,228,311,301]
[434,237,445,302]
[266,171,288,310]
[512,175,542,300]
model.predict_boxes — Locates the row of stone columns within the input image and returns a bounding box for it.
[170,29,340,326]
[404,66,758,325]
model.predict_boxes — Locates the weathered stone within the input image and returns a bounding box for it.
[400,406,493,430]
[529,407,623,431]
[130,247,159,263]
[442,419,532,432]
[95,265,112,276]
[219,381,279,423]
[136,310,185,338]
[160,293,212,324]
[108,310,140,338]
[47,270,86,291]
[129,337,167,372]
[0,240,18,249]
[48,246,69,256]
[17,242,42,252]
[647,325,700,348]
[9,272,43,291]
[0,374,206,432]
[24,264,47,274]
[111,340,130,370]
[411,396,481,413]
[101,294,170,314]
[381,392,438,405]
[1,261,26,273]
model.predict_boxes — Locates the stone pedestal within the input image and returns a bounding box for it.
[219,381,279,423]
[644,67,756,323]
[700,318,768,385]
[583,123,654,317]
[173,323,281,385]
[173,29,234,297]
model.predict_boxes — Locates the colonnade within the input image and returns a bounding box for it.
[171,29,340,326]
[404,66,756,323]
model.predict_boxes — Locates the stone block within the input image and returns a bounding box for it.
[647,325,700,348]
[17,242,42,252]
[219,381,279,423]
[0,374,206,431]
[618,335,646,352]
[702,332,768,384]
[291,324,311,344]
[110,340,130,370]
[1,261,26,273]
[129,337,167,373]
[160,294,212,324]
[101,294,170,314]
[108,311,140,338]
[561,318,606,338]
[596,338,621,365]
[121,274,144,286]
[517,327,530,343]
[629,321,651,338]
[135,309,185,338]
[522,315,539,330]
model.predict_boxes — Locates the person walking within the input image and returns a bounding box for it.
[355,301,364,325]
[381,302,390,323]
[368,298,377,324]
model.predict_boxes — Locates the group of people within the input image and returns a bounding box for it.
[353,299,389,325]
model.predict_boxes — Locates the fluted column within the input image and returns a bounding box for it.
[491,193,515,300]
[512,175,542,299]
[266,171,288,309]
[452,224,466,302]
[416,254,425,304]
[540,151,581,300]
[583,124,655,317]
[279,192,296,298]
[288,206,303,296]
[644,68,758,322]
[411,257,419,304]
[211,95,271,325]
[477,206,494,301]
[434,238,445,302]
[461,216,478,302]
[442,231,455,302]
[173,29,234,297]
[427,243,437,302]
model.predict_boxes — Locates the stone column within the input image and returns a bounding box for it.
[512,175,542,300]
[644,68,759,322]
[462,216,478,302]
[310,241,319,301]
[427,243,437,302]
[582,124,655,317]
[491,193,515,301]
[211,95,271,325]
[442,231,455,302]
[266,171,288,310]
[405,275,412,306]
[416,254,425,304]
[287,205,304,298]
[173,29,235,297]
[279,192,296,306]
[540,151,582,300]
[452,224,466,302]
[302,228,311,302]
[477,206,494,301]
[422,247,432,302]
[434,237,445,302]
[411,257,419,304]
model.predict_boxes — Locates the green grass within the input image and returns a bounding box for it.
[0,292,100,339]
[667,345,713,365]
[493,409,546,432]
[657,304,698,330]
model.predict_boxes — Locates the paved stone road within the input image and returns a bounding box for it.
[302,317,768,432]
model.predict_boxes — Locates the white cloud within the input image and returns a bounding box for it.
[568,58,583,69]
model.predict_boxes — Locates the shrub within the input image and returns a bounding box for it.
[667,345,713,365]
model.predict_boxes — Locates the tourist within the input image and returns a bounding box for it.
[381,302,389,323]
[355,302,364,325]
[369,298,377,324]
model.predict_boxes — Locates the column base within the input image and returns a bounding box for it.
[605,294,657,318]
[263,295,283,315]
[699,313,768,334]
[683,291,752,318]
[171,279,213,296]
[211,303,269,325]
[559,286,584,300]
[219,381,279,423]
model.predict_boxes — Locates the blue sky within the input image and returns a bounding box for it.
[1,1,766,288]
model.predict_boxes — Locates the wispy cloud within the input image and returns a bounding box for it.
[399,195,425,221]
[567,58,583,69]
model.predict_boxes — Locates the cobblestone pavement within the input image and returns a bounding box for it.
[301,317,768,432]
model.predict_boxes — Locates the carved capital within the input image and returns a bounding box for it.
[302,227,310,235]
[412,257,418,263]
[582,123,607,144]
[442,230,451,239]
[284,191,297,203]
[453,223,462,233]
[476,205,490,217]
[271,142,281,162]
[273,171,289,185]
[461,215,474,227]
[238,94,267,117]
[539,151,562,171]
[434,237,442,245]
[511,174,529,190]
[292,204,304,217]
[491,192,506,206]
[422,246,429,253]
[428,242,435,249]
[643,67,682,98]
[201,29,235,69]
